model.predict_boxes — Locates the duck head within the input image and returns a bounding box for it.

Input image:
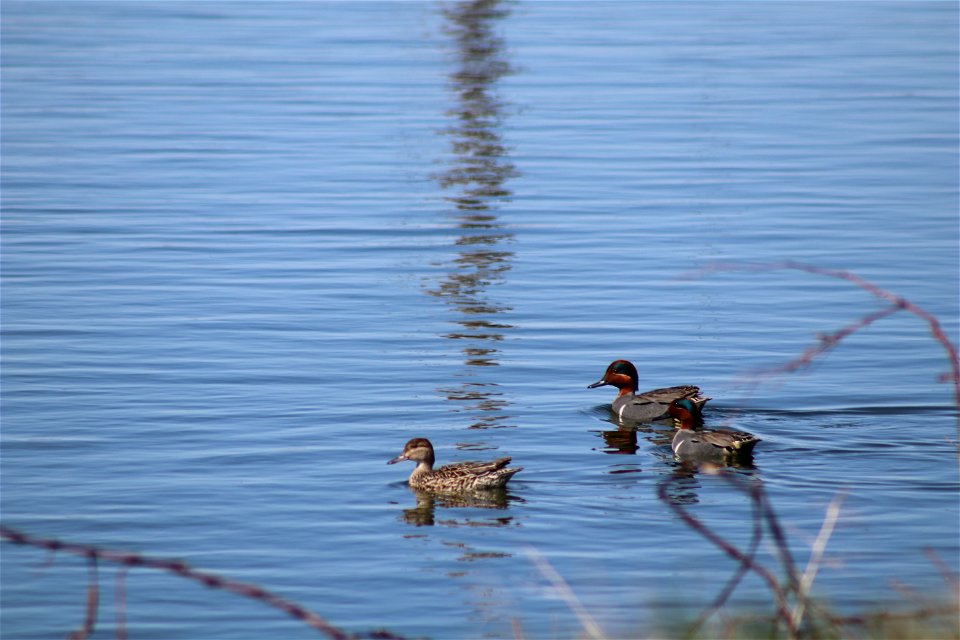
[388,437,436,467]
[587,359,639,395]
[668,398,701,430]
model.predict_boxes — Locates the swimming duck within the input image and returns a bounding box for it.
[588,359,708,422]
[388,438,522,492]
[668,398,759,461]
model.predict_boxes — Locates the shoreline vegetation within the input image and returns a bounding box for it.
[3,265,958,639]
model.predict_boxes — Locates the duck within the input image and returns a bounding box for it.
[668,398,760,461]
[387,438,522,492]
[588,359,709,422]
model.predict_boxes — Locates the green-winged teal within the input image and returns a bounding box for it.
[588,359,709,422]
[668,398,759,461]
[388,438,522,491]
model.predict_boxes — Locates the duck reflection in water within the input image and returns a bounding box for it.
[597,426,639,455]
[660,462,703,506]
[659,461,760,507]
[594,414,674,456]
[397,486,522,528]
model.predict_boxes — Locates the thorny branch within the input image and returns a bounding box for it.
[657,469,959,639]
[685,260,960,409]
[688,477,765,636]
[0,526,408,640]
[657,470,800,639]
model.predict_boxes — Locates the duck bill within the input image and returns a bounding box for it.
[387,454,407,465]
[587,379,608,389]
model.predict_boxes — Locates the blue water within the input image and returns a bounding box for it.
[2,2,958,638]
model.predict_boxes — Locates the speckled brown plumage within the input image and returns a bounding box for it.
[388,438,522,492]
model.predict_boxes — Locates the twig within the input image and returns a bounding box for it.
[510,617,524,640]
[924,547,960,593]
[67,554,99,640]
[741,304,902,386]
[525,547,606,640]
[828,602,960,627]
[116,566,129,640]
[657,472,798,638]
[660,467,960,639]
[689,478,765,635]
[684,260,960,408]
[1,525,408,640]
[791,492,845,630]
[754,487,802,598]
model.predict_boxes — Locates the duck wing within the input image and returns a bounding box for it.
[434,458,513,475]
[436,457,513,477]
[635,385,702,405]
[427,457,522,491]
[698,429,760,453]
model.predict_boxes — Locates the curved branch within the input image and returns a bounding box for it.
[686,260,960,408]
[656,473,798,638]
[1,526,407,640]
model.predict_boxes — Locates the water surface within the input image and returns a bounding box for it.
[2,2,958,638]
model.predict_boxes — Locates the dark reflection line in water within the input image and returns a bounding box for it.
[426,0,518,429]
[417,5,520,632]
